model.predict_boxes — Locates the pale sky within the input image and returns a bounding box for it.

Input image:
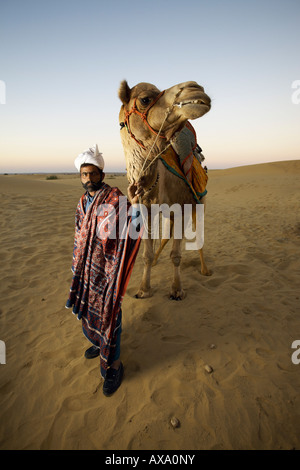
[0,0,299,173]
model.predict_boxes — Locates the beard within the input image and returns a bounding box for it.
[82,181,103,193]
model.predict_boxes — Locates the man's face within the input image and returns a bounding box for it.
[80,164,103,194]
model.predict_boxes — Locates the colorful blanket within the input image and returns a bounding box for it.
[66,183,142,373]
[160,123,208,203]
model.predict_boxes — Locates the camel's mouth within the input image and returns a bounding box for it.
[174,99,208,108]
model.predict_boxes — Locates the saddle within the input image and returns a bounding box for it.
[159,122,208,203]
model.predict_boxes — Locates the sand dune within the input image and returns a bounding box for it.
[0,161,299,450]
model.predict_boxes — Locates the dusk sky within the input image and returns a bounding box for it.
[0,0,299,173]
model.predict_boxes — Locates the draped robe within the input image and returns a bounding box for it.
[66,182,142,373]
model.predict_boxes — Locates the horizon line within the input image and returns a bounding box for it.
[1,158,299,176]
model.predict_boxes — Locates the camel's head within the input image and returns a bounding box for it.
[118,80,211,146]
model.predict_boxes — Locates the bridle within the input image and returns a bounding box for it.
[120,90,166,150]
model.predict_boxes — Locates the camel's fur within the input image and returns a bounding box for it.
[118,80,211,299]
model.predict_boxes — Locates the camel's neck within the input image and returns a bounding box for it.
[123,137,165,184]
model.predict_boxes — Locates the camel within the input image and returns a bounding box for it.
[118,80,212,299]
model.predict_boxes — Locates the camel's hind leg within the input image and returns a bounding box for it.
[192,199,212,276]
[169,238,185,300]
[199,248,211,276]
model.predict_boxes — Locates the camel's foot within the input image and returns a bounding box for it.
[201,266,212,276]
[134,288,153,299]
[169,286,186,301]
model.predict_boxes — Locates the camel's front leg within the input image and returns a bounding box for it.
[135,237,154,298]
[152,238,169,267]
[152,218,174,266]
[192,199,212,276]
[169,238,185,300]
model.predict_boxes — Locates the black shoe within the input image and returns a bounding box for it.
[85,345,100,359]
[103,362,124,396]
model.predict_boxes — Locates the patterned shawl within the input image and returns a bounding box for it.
[66,182,142,373]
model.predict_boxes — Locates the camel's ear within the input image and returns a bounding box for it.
[118,80,131,104]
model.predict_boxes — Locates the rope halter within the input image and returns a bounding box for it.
[120,87,184,181]
[122,90,166,150]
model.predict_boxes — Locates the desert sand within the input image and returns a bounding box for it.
[0,160,299,450]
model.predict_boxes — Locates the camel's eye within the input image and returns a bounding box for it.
[140,97,151,106]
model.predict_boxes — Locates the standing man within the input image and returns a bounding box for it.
[66,145,143,396]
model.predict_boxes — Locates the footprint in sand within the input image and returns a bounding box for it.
[62,397,82,412]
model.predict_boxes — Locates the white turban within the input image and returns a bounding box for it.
[74,144,105,172]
